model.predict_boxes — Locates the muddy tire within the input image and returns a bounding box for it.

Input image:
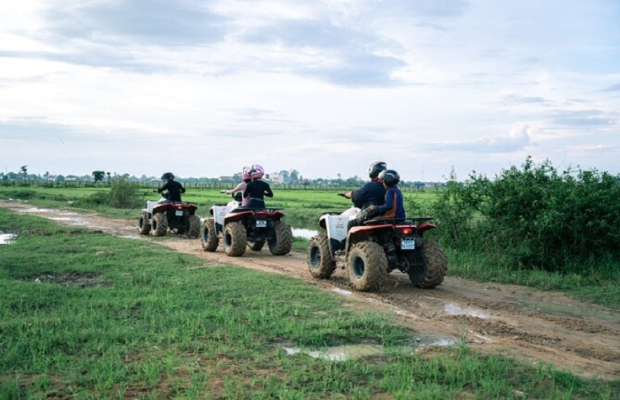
[186,215,201,238]
[224,222,247,257]
[414,240,448,289]
[150,213,168,237]
[346,241,387,291]
[138,212,151,235]
[248,240,265,251]
[307,234,336,279]
[268,221,292,255]
[201,219,219,252]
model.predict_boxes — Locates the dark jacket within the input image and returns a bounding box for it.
[351,180,386,209]
[376,186,405,219]
[158,180,185,201]
[244,179,272,199]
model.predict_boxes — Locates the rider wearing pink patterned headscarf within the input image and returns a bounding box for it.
[242,164,273,209]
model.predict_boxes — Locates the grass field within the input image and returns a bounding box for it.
[2,208,619,399]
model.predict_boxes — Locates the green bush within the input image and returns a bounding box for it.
[109,175,141,209]
[431,157,620,273]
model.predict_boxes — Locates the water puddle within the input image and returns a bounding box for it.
[0,232,17,244]
[283,336,462,362]
[49,217,87,225]
[444,303,491,319]
[517,298,620,323]
[332,288,353,296]
[292,228,318,239]
[283,344,384,361]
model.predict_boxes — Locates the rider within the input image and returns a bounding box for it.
[242,164,273,209]
[342,161,387,229]
[155,172,186,202]
[222,166,251,206]
[341,161,387,209]
[369,169,405,220]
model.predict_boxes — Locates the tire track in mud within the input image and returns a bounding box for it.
[3,201,620,381]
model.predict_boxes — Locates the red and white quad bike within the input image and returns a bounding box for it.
[201,196,293,257]
[306,207,447,291]
[138,199,201,238]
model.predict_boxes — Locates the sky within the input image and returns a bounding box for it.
[1,0,619,182]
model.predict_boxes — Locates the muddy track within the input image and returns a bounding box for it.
[3,201,620,381]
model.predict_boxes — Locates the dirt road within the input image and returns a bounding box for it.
[3,201,620,381]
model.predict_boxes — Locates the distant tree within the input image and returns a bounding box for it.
[106,172,111,183]
[19,165,28,179]
[92,170,106,183]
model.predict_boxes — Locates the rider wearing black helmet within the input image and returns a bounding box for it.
[342,161,388,230]
[155,172,186,202]
[341,161,387,208]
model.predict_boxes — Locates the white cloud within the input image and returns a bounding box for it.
[0,0,619,182]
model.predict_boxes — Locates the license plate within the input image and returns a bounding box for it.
[175,210,184,216]
[401,239,415,250]
[256,220,267,228]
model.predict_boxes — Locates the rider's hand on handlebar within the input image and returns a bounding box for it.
[338,191,352,199]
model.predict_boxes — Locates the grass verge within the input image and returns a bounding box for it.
[1,208,619,398]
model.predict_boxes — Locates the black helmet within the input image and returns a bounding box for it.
[367,161,387,180]
[379,169,400,187]
[161,172,175,181]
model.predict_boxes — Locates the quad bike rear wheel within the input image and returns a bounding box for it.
[307,234,336,279]
[150,213,168,237]
[138,212,151,235]
[268,221,292,255]
[414,240,447,289]
[201,219,219,252]
[224,222,247,257]
[186,215,201,238]
[347,241,387,291]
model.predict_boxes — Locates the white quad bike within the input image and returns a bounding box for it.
[307,206,447,291]
[138,198,201,238]
[201,194,292,257]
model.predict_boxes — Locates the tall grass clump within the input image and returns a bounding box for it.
[431,157,620,274]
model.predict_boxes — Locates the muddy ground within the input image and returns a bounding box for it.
[2,200,619,381]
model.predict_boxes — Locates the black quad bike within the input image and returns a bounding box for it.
[306,210,447,291]
[201,199,293,257]
[138,199,201,238]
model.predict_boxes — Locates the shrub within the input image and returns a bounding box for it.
[431,157,620,273]
[109,175,141,209]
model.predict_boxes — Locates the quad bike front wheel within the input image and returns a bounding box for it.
[150,213,168,237]
[224,222,247,257]
[138,212,151,235]
[346,241,387,291]
[307,234,336,279]
[268,221,292,256]
[186,215,201,239]
[414,240,448,289]
[201,219,219,252]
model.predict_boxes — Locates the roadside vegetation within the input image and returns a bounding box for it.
[2,208,619,398]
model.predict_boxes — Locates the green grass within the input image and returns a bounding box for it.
[1,208,619,399]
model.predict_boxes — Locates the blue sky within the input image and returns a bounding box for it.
[1,0,619,181]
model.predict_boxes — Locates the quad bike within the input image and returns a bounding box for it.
[138,198,201,238]
[201,193,293,257]
[306,207,447,291]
